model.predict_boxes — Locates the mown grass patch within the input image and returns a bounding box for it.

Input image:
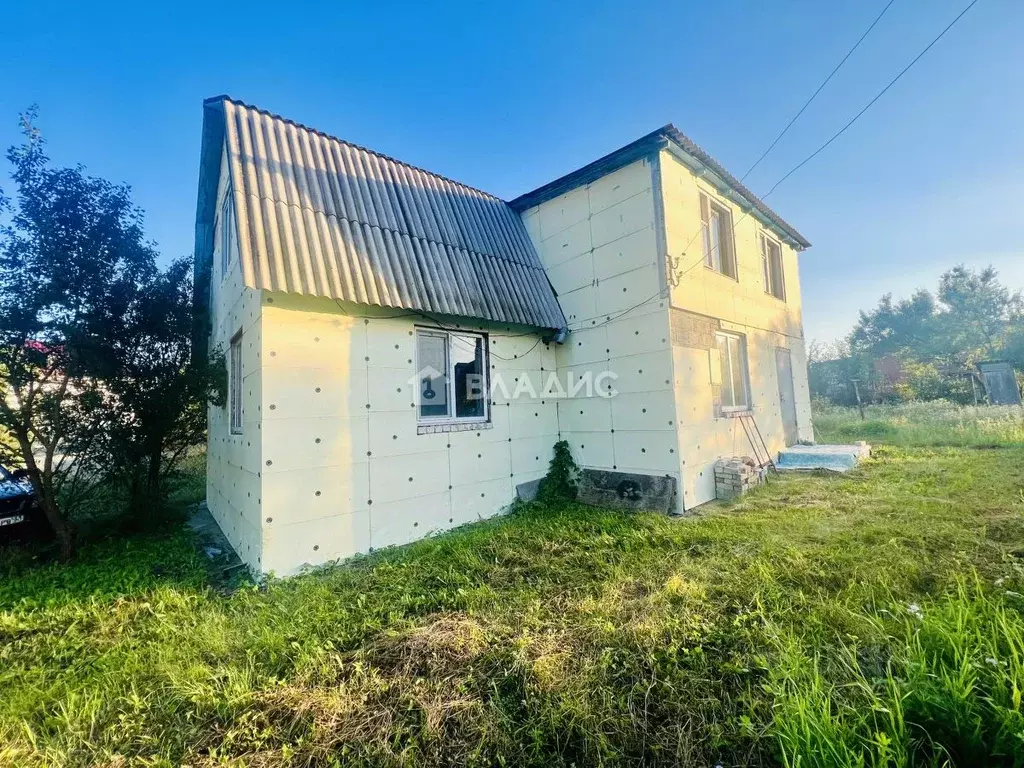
[1,426,1023,765]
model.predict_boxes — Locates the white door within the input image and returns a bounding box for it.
[775,348,798,446]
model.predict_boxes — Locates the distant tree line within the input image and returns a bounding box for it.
[0,109,220,559]
[809,266,1024,406]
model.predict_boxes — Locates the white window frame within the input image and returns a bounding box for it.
[716,331,750,413]
[760,231,786,301]
[229,331,243,434]
[700,191,738,280]
[415,328,490,425]
[219,189,235,279]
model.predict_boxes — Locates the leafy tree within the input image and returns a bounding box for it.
[850,266,1022,368]
[849,290,939,361]
[936,265,1023,366]
[0,108,212,556]
[814,266,1023,405]
[101,258,219,515]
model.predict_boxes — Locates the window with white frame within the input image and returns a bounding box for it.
[700,191,737,279]
[229,332,243,434]
[219,191,235,279]
[760,231,786,300]
[415,328,488,423]
[716,331,750,412]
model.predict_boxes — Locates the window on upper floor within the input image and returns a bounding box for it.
[760,231,786,301]
[219,191,235,279]
[716,331,750,412]
[415,328,489,424]
[700,191,737,280]
[229,331,243,434]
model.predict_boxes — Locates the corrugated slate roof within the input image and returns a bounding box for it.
[195,97,566,331]
[510,125,811,250]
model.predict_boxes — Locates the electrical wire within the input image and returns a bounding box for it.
[333,1,978,346]
[666,0,981,286]
[740,0,897,181]
[408,308,546,361]
[759,0,979,200]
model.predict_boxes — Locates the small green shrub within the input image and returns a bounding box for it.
[537,439,579,504]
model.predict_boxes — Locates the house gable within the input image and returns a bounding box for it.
[194,97,566,333]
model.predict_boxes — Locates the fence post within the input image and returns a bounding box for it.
[851,379,866,421]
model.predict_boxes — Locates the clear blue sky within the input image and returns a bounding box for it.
[2,0,1020,343]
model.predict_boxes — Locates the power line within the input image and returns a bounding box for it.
[741,0,897,182]
[336,1,979,346]
[760,0,980,199]
[668,0,981,286]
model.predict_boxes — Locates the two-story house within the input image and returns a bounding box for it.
[194,97,813,576]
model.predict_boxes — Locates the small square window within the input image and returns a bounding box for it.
[700,192,737,279]
[716,331,750,412]
[415,329,489,423]
[229,332,243,434]
[760,232,786,300]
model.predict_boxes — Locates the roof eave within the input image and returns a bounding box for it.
[510,125,811,252]
[509,128,668,212]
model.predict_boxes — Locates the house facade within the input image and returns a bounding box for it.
[195,97,813,576]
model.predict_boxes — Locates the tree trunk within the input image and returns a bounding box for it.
[146,447,162,510]
[12,431,75,560]
[38,490,74,561]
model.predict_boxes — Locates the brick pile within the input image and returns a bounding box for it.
[714,457,764,500]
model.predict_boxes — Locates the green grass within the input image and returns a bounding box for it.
[2,409,1024,766]
[813,399,1024,448]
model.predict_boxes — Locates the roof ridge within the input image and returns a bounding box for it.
[206,95,507,204]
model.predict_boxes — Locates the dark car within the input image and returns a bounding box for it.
[0,463,48,543]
